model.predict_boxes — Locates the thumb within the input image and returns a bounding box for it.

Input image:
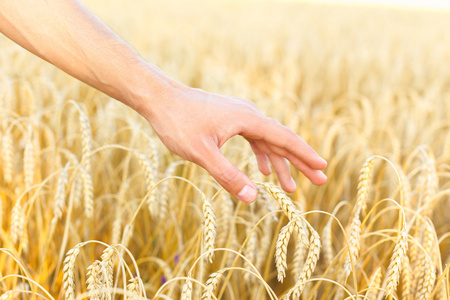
[200,144,258,203]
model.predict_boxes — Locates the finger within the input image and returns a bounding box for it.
[256,140,327,186]
[248,140,271,175]
[267,153,297,193]
[198,142,258,203]
[241,116,327,170]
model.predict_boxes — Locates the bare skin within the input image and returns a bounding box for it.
[0,0,327,203]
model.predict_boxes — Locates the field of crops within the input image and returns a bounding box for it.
[1,0,449,299]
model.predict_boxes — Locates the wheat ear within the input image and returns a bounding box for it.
[70,174,83,209]
[86,260,105,300]
[20,224,29,254]
[2,129,14,184]
[201,269,226,300]
[244,207,258,283]
[216,193,234,247]
[79,166,94,218]
[51,164,69,226]
[181,278,193,300]
[343,211,362,279]
[385,228,408,296]
[101,246,116,289]
[158,161,182,222]
[257,182,309,246]
[343,156,375,279]
[292,238,307,281]
[111,208,122,245]
[322,218,334,266]
[415,256,436,300]
[127,277,143,299]
[276,220,294,283]
[136,153,158,219]
[0,291,16,300]
[285,228,321,299]
[10,199,24,244]
[202,193,216,263]
[24,130,35,190]
[355,156,376,212]
[80,113,93,175]
[63,245,81,300]
[401,256,412,299]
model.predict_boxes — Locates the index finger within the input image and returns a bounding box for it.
[240,115,327,170]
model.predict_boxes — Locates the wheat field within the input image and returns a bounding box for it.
[0,0,449,299]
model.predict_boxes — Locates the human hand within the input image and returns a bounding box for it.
[141,85,327,203]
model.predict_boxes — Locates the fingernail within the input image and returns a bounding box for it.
[290,177,297,190]
[237,185,257,203]
[319,157,327,166]
[319,171,328,182]
[266,161,272,173]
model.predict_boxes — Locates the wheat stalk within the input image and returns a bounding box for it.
[0,194,3,229]
[366,267,382,300]
[122,223,134,249]
[256,216,274,272]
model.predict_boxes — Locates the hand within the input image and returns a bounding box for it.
[142,85,327,203]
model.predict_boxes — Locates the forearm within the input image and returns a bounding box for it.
[0,0,174,113]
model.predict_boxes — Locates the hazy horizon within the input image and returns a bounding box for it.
[296,0,450,10]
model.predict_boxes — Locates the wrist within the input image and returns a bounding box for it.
[120,62,175,116]
[128,63,189,121]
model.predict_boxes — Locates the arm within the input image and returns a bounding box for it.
[0,0,327,203]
